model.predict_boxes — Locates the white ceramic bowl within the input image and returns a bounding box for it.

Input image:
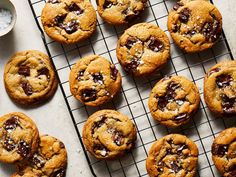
[0,0,17,37]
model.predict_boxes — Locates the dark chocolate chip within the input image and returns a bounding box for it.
[103,0,113,9]
[112,131,123,146]
[48,0,60,3]
[93,144,109,157]
[124,59,140,73]
[202,21,221,42]
[21,81,33,96]
[157,166,164,172]
[110,65,118,80]
[123,9,139,22]
[68,3,84,15]
[179,8,190,23]
[216,74,233,88]
[146,36,164,52]
[38,67,50,79]
[157,96,169,110]
[59,142,65,148]
[17,140,31,158]
[77,70,85,80]
[125,37,138,49]
[208,68,220,77]
[64,20,78,34]
[53,168,66,177]
[221,95,235,114]
[170,161,181,173]
[174,113,187,122]
[177,144,188,154]
[91,116,107,134]
[172,25,180,33]
[32,154,46,168]
[3,116,20,131]
[188,30,197,36]
[81,89,97,102]
[54,14,66,26]
[92,73,103,84]
[212,143,228,156]
[3,137,16,151]
[18,65,30,77]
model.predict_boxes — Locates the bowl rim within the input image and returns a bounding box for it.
[0,0,17,37]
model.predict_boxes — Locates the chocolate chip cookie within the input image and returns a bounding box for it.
[146,134,199,177]
[0,112,39,163]
[11,170,42,177]
[41,0,97,44]
[82,110,137,160]
[116,23,170,77]
[168,0,222,53]
[4,50,58,105]
[212,127,236,177]
[96,0,147,25]
[69,55,122,106]
[148,75,200,127]
[204,60,236,116]
[15,135,67,177]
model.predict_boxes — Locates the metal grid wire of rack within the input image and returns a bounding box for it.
[28,0,235,176]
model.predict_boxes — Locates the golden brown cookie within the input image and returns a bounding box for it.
[41,0,97,44]
[148,75,200,127]
[116,23,170,77]
[69,55,122,106]
[96,0,147,25]
[146,134,199,177]
[82,110,137,160]
[204,60,236,116]
[15,135,67,177]
[0,112,39,163]
[4,50,58,105]
[167,0,222,53]
[212,127,236,177]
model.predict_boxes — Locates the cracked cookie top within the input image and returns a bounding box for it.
[146,134,199,177]
[116,23,170,77]
[167,0,222,53]
[148,75,200,127]
[4,50,58,105]
[0,112,39,163]
[41,0,97,44]
[14,135,67,177]
[82,110,137,159]
[96,0,147,25]
[204,60,236,116]
[69,55,122,106]
[212,127,236,177]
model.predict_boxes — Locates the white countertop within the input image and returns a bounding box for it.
[0,0,235,177]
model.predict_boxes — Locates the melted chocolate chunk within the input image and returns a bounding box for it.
[112,131,123,146]
[54,168,66,177]
[170,161,181,173]
[92,73,103,83]
[124,59,140,73]
[18,65,30,77]
[157,96,169,110]
[174,113,187,122]
[64,20,78,34]
[3,137,16,151]
[21,81,33,96]
[81,89,97,102]
[177,144,188,154]
[172,24,180,33]
[68,3,84,15]
[17,140,31,157]
[216,74,233,88]
[38,67,50,79]
[54,14,66,26]
[3,116,20,131]
[208,68,220,77]
[212,143,228,156]
[179,8,190,23]
[173,2,183,11]
[103,0,113,9]
[125,37,138,49]
[91,116,107,134]
[93,144,109,157]
[78,70,85,80]
[110,65,118,80]
[48,0,60,3]
[146,36,164,52]
[32,154,46,168]
[202,21,221,42]
[188,30,197,36]
[221,95,235,114]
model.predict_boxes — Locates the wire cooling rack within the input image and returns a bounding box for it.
[28,0,235,176]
